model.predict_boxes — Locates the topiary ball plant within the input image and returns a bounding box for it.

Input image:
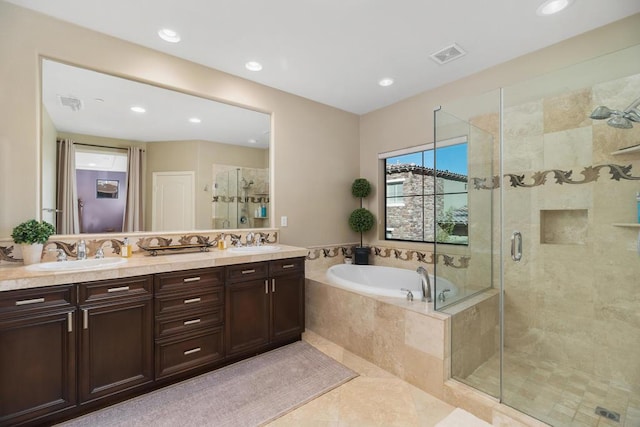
[351,178,371,199]
[349,208,375,236]
[349,178,375,250]
[11,219,55,245]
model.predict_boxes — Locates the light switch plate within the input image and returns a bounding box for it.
[280,216,288,227]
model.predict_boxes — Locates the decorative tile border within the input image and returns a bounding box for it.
[306,244,469,269]
[0,245,21,263]
[212,196,269,203]
[472,163,640,190]
[0,230,279,263]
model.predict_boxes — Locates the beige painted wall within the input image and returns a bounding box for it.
[0,2,360,246]
[360,13,640,250]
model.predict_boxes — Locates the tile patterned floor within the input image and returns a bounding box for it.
[269,330,460,427]
[460,351,640,427]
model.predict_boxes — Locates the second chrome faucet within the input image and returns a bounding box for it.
[416,266,432,302]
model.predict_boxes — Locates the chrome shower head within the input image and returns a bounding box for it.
[589,105,614,120]
[607,115,633,129]
[590,96,640,129]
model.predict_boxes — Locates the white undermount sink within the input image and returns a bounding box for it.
[227,245,280,254]
[26,257,127,272]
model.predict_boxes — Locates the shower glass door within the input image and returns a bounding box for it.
[500,44,640,426]
[439,43,640,427]
[434,90,501,398]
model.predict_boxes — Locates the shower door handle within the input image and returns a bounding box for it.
[511,231,522,262]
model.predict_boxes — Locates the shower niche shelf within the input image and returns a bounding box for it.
[612,223,640,228]
[611,144,640,156]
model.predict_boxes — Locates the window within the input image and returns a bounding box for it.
[382,138,468,245]
[386,179,405,207]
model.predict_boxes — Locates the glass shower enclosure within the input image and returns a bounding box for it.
[212,165,269,229]
[437,43,640,426]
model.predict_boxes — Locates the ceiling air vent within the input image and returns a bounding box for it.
[57,95,83,112]
[430,43,466,65]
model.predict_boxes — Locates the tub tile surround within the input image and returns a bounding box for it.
[305,268,450,400]
[303,272,549,426]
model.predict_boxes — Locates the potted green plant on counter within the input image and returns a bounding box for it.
[348,178,375,265]
[11,219,55,265]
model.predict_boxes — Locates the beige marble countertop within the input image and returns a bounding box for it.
[0,245,308,292]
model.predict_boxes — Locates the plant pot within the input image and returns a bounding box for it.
[21,243,43,265]
[354,246,370,265]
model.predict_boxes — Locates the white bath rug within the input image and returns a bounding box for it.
[435,407,493,427]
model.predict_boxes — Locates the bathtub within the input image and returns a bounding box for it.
[326,264,458,300]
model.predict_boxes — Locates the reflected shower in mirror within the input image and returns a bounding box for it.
[41,59,271,234]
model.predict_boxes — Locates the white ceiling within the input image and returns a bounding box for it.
[43,59,271,148]
[9,0,640,114]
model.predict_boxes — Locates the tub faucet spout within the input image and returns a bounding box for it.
[416,267,432,302]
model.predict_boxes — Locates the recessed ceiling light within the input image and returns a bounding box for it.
[536,0,573,16]
[188,117,201,123]
[378,78,394,87]
[158,28,181,43]
[248,138,257,144]
[245,61,263,72]
[130,106,146,113]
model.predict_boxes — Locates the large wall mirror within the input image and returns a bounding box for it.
[41,59,271,235]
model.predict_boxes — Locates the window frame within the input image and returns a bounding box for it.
[380,136,468,245]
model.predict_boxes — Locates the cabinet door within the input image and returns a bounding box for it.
[225,279,269,356]
[79,298,153,404]
[0,309,76,425]
[270,273,305,342]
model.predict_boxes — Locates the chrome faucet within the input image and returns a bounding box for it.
[245,232,255,246]
[416,266,432,302]
[77,240,87,260]
[438,289,451,302]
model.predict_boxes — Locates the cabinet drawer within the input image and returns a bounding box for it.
[226,262,268,283]
[155,327,224,379]
[155,307,224,338]
[155,288,224,316]
[155,267,224,295]
[270,257,305,276]
[79,276,152,304]
[0,285,74,318]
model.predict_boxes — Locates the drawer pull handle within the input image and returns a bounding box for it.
[184,347,201,356]
[83,309,89,329]
[272,278,276,293]
[15,297,45,306]
[184,297,201,304]
[282,264,295,269]
[183,318,201,326]
[67,312,73,333]
[265,280,268,294]
[242,269,256,274]
[183,277,201,283]
[107,286,130,293]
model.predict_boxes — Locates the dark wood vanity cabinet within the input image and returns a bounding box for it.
[154,267,225,380]
[270,257,305,343]
[0,255,303,425]
[77,276,154,404]
[225,258,305,358]
[0,285,77,426]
